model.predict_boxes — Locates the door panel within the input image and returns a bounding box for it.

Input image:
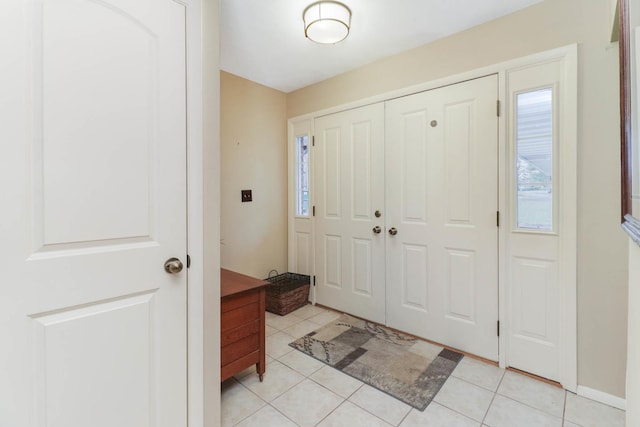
[314,104,386,323]
[402,244,429,310]
[325,235,343,287]
[1,0,188,425]
[324,127,342,217]
[352,122,374,219]
[41,0,159,245]
[446,249,476,322]
[353,238,373,295]
[508,240,560,379]
[512,256,556,339]
[385,75,499,360]
[33,293,155,426]
[402,111,430,223]
[445,102,473,223]
[295,232,312,274]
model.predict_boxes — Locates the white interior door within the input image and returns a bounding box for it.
[0,1,188,426]
[314,103,386,323]
[385,76,499,361]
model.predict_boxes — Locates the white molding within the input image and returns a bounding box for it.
[497,68,508,370]
[287,120,296,272]
[577,385,627,411]
[186,0,204,422]
[200,0,221,425]
[184,0,218,426]
[286,44,578,390]
[560,44,579,394]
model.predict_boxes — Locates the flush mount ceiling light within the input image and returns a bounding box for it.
[303,1,352,44]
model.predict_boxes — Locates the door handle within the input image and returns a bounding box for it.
[388,227,398,236]
[164,257,184,274]
[373,226,382,234]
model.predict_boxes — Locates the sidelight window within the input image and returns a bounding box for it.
[296,135,310,216]
[515,88,554,231]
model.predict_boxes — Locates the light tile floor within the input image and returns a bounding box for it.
[222,305,626,427]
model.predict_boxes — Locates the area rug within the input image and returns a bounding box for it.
[289,314,463,411]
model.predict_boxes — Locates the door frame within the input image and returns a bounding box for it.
[288,44,577,392]
[185,0,221,425]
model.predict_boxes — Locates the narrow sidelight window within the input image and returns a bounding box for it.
[296,135,310,216]
[515,88,554,231]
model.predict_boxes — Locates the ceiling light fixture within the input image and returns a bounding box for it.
[303,1,352,44]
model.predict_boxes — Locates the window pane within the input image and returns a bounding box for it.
[516,88,553,231]
[296,136,309,216]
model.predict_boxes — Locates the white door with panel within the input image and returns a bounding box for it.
[384,76,499,361]
[314,103,386,323]
[506,60,566,382]
[1,1,188,426]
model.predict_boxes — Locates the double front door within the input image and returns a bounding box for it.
[314,75,499,360]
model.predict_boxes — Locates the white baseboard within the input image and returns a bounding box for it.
[576,385,626,411]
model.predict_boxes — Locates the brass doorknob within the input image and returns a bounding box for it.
[388,227,398,236]
[164,257,184,274]
[373,226,382,234]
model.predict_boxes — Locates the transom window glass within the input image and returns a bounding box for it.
[296,135,310,216]
[516,88,554,231]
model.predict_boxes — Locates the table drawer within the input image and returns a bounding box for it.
[221,291,259,313]
[221,319,260,347]
[221,333,259,366]
[221,302,259,331]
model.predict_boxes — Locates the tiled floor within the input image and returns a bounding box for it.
[222,305,626,427]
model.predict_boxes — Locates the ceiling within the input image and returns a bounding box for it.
[220,0,543,93]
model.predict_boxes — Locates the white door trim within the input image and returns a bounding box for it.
[184,0,220,425]
[288,44,577,392]
[560,46,579,393]
[185,2,204,425]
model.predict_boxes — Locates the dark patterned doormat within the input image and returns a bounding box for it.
[289,314,463,411]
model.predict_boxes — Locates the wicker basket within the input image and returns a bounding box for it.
[265,272,310,316]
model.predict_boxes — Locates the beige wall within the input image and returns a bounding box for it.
[220,71,288,279]
[627,240,640,424]
[288,0,629,397]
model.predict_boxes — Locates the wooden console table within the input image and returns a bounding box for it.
[220,268,268,382]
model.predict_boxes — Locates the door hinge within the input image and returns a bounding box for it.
[313,205,316,216]
[313,275,316,286]
[312,135,315,146]
[186,254,191,268]
[496,211,500,227]
[496,100,501,117]
[497,320,500,337]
